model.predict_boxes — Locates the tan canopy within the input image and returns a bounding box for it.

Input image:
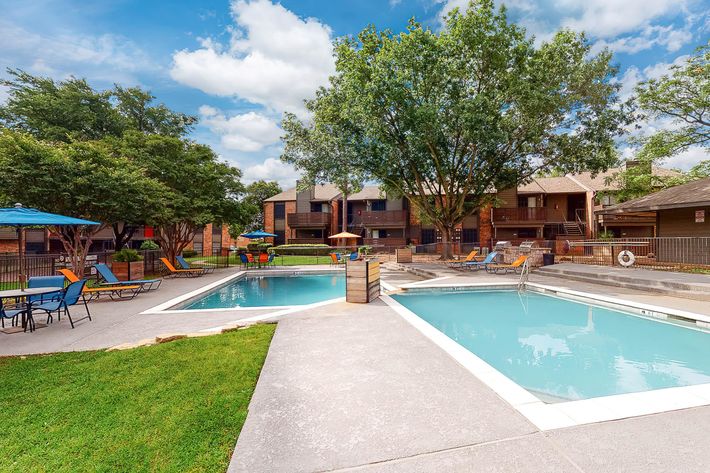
[328,232,362,239]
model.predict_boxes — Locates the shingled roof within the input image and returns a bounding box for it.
[601,178,710,214]
[264,183,341,202]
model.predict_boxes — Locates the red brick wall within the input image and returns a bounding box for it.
[264,201,275,240]
[203,224,213,256]
[0,240,19,253]
[331,201,340,235]
[285,201,296,241]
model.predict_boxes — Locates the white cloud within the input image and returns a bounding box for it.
[199,105,282,152]
[592,23,693,55]
[558,0,686,38]
[170,0,334,114]
[242,157,298,188]
[0,19,152,82]
[664,146,710,170]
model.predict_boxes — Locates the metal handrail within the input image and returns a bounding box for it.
[517,257,530,291]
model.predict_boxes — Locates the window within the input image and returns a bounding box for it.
[517,228,537,238]
[421,229,436,244]
[599,194,617,206]
[371,200,386,211]
[274,203,285,219]
[274,230,285,246]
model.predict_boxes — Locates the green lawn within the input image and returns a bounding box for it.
[0,325,275,473]
[186,254,333,266]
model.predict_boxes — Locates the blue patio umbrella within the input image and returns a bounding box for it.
[0,203,99,288]
[240,229,278,239]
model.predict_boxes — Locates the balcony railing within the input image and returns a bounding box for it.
[492,207,547,224]
[351,210,407,226]
[597,213,656,224]
[287,212,331,227]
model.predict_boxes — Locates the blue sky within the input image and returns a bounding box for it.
[1,0,708,188]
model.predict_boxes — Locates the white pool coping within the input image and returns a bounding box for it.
[381,285,710,431]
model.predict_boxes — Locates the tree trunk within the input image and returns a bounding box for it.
[112,223,137,250]
[156,222,198,264]
[438,223,454,260]
[53,225,102,276]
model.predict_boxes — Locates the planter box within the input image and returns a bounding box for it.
[111,261,145,281]
[395,248,412,263]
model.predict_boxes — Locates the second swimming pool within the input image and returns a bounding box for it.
[392,289,710,402]
[178,273,345,309]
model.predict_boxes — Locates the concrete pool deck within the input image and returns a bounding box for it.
[3,261,710,471]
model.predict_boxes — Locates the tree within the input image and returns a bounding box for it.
[112,85,197,137]
[0,70,199,248]
[0,69,121,142]
[0,129,167,272]
[308,0,627,256]
[231,180,282,236]
[635,42,709,162]
[281,83,369,238]
[115,132,245,263]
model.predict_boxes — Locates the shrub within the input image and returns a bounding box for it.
[271,244,332,256]
[112,248,143,262]
[182,249,198,258]
[139,240,160,250]
[358,245,373,255]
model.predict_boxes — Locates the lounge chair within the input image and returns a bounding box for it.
[176,255,214,274]
[94,263,162,291]
[349,251,360,261]
[464,251,498,271]
[267,253,276,267]
[485,255,528,274]
[445,250,479,268]
[32,279,91,328]
[58,269,141,300]
[329,253,345,266]
[258,253,269,267]
[160,258,204,278]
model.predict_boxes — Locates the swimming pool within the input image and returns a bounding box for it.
[392,289,710,402]
[179,273,345,309]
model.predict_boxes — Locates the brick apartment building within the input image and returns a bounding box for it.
[263,165,677,249]
[0,223,235,256]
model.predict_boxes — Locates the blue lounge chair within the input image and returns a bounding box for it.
[465,251,498,271]
[176,255,214,274]
[94,263,162,291]
[349,251,359,261]
[267,253,275,267]
[32,279,90,329]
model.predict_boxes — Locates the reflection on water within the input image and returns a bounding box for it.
[393,291,710,401]
[183,274,345,309]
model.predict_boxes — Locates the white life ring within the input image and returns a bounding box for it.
[618,250,635,267]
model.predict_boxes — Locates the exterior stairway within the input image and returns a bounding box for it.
[562,220,583,236]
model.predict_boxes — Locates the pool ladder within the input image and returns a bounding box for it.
[517,258,530,291]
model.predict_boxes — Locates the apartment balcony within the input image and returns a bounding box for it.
[351,210,407,227]
[492,207,547,225]
[287,212,331,228]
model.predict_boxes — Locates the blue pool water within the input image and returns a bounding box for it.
[393,290,710,401]
[180,274,345,309]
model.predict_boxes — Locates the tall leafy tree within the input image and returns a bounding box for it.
[0,129,167,272]
[314,0,627,256]
[231,180,283,236]
[282,83,368,236]
[0,69,121,142]
[112,85,197,137]
[635,42,709,162]
[115,132,245,262]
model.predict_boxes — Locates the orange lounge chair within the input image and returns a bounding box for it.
[485,255,528,274]
[58,269,141,300]
[160,258,204,278]
[444,250,479,268]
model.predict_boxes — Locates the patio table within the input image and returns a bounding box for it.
[0,287,63,333]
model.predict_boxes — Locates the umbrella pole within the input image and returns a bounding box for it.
[18,226,26,290]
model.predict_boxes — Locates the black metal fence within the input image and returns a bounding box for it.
[560,237,710,270]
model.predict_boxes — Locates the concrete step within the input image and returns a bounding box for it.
[535,265,710,301]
